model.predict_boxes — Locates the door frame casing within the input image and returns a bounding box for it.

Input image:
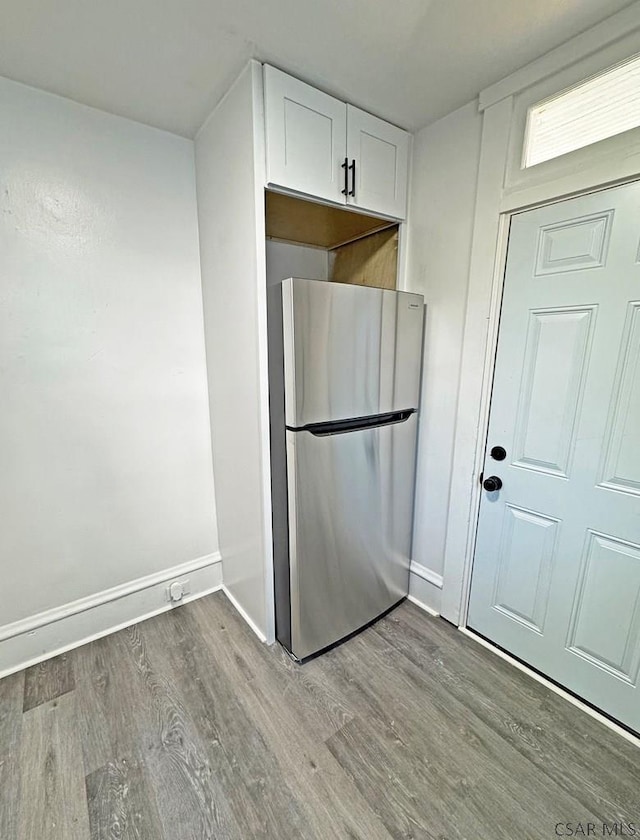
[441,12,640,628]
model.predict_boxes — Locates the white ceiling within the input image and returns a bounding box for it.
[0,0,637,138]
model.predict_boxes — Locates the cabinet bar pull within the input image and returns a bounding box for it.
[348,159,356,197]
[341,157,349,195]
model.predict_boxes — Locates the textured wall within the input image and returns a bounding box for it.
[0,77,217,626]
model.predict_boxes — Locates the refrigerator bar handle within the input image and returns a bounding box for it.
[288,409,415,437]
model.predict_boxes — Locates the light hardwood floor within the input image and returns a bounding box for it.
[1,592,638,839]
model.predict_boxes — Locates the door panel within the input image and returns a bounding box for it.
[469,181,640,733]
[264,65,347,204]
[599,302,640,495]
[534,211,614,275]
[346,105,409,219]
[492,505,558,633]
[566,531,640,685]
[286,414,417,659]
[512,306,596,476]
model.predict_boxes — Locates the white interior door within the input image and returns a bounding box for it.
[468,181,640,734]
[264,65,347,205]
[346,105,409,220]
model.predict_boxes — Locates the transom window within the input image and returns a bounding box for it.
[523,53,640,168]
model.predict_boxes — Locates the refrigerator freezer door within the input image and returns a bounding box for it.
[285,413,418,660]
[282,278,424,427]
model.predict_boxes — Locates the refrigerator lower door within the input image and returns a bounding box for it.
[283,413,418,660]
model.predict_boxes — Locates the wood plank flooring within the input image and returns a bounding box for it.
[1,592,638,839]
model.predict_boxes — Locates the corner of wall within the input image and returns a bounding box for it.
[194,55,273,645]
[407,98,484,599]
[0,553,222,678]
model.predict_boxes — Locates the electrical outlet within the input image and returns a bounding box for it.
[166,578,191,603]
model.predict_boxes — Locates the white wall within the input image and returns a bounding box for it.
[195,62,273,640]
[0,77,218,648]
[266,241,329,286]
[406,100,483,611]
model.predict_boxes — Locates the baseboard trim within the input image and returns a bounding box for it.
[409,562,443,615]
[0,552,222,678]
[409,561,443,589]
[459,627,640,750]
[222,585,268,643]
[407,593,440,618]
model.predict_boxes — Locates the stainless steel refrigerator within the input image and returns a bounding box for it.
[268,278,425,660]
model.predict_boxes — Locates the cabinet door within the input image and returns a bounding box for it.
[346,105,409,219]
[264,65,347,204]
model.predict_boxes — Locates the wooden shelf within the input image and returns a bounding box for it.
[265,190,396,250]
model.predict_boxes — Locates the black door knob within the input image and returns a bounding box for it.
[483,475,503,492]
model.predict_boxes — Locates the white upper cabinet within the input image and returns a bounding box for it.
[264,65,347,205]
[264,65,410,220]
[346,105,409,219]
